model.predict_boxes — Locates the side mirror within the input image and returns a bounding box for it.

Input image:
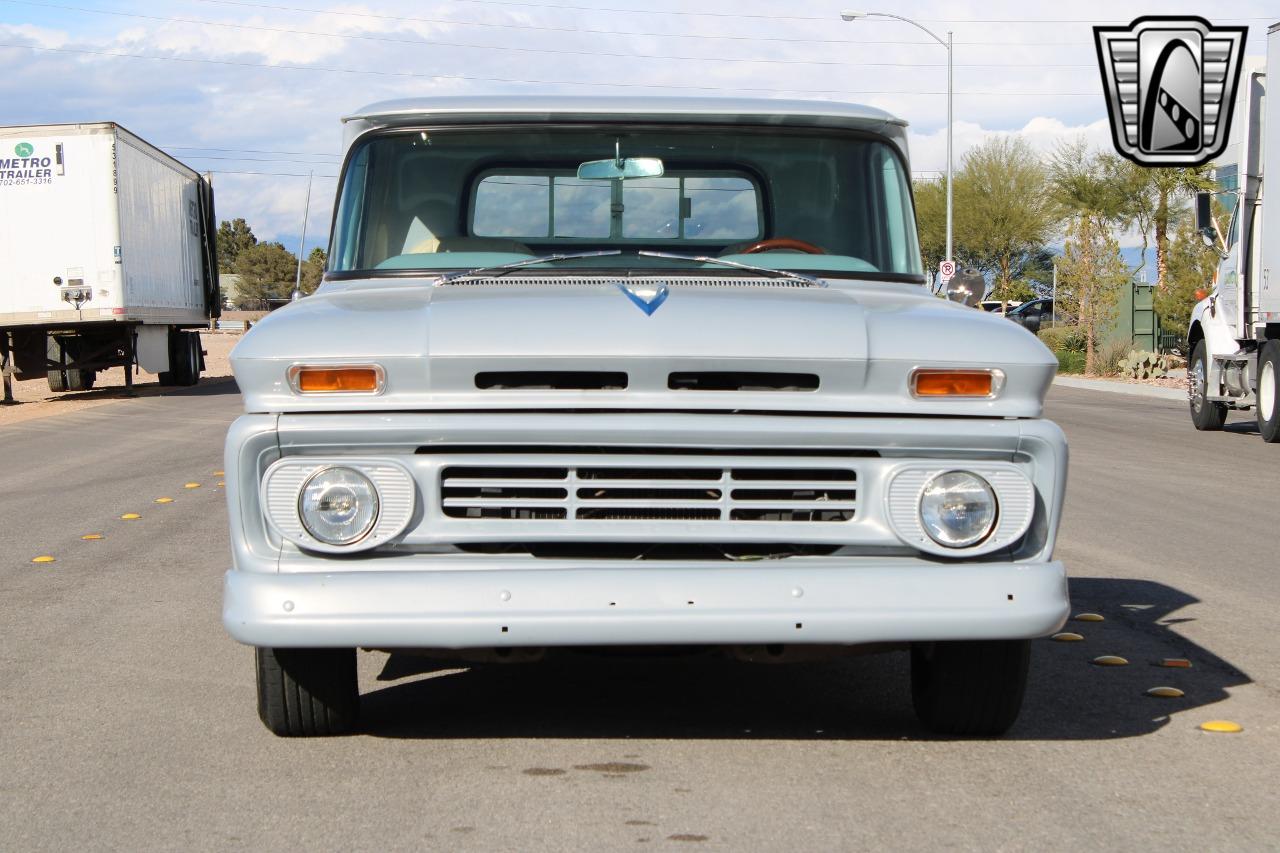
[943,267,984,308]
[1195,192,1215,248]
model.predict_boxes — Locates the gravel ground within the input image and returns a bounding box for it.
[0,331,238,427]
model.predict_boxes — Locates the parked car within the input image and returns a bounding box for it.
[221,96,1069,738]
[980,299,1023,315]
[1006,298,1068,332]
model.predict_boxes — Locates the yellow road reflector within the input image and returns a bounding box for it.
[1074,612,1105,622]
[213,470,224,476]
[121,513,141,520]
[1146,686,1185,698]
[1199,720,1242,733]
[154,497,174,504]
[184,482,201,489]
[32,555,55,563]
[80,533,103,540]
[1051,632,1084,642]
[1092,655,1129,666]
[1160,658,1192,668]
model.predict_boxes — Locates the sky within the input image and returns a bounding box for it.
[0,1,1274,255]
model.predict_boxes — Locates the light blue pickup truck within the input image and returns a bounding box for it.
[222,97,1068,737]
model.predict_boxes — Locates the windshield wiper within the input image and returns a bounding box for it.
[637,250,826,287]
[435,250,623,285]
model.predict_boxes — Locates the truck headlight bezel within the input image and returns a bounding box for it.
[884,463,1035,557]
[259,458,417,553]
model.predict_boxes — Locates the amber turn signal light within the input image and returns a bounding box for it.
[288,365,384,394]
[910,369,1000,398]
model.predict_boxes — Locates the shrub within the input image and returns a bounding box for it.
[1095,338,1132,377]
[1056,350,1085,374]
[1038,325,1086,354]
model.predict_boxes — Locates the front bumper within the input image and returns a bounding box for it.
[222,557,1068,649]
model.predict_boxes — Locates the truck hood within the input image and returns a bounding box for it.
[230,277,1057,417]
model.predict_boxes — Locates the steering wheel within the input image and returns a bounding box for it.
[738,237,827,255]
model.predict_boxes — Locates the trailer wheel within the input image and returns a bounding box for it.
[1189,341,1227,431]
[1258,340,1280,443]
[46,336,95,393]
[158,330,200,387]
[911,639,1030,736]
[256,647,359,737]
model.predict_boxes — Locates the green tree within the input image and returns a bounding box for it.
[299,247,327,295]
[233,242,298,307]
[1049,140,1133,231]
[953,137,1059,302]
[1111,161,1216,292]
[1157,216,1220,344]
[913,176,948,285]
[1055,217,1130,375]
[217,218,258,273]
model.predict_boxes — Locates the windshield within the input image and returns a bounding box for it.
[330,125,923,280]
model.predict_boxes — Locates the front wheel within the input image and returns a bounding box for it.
[911,640,1030,736]
[1257,340,1280,443]
[255,647,358,737]
[1189,341,1228,431]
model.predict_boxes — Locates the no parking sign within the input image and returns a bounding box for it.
[939,260,956,282]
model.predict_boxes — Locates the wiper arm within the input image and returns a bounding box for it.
[637,250,826,287]
[435,250,623,285]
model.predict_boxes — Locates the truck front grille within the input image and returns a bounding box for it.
[440,463,857,523]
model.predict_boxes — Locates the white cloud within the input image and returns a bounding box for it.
[0,0,1273,249]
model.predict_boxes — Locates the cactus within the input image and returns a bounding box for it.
[1120,349,1171,379]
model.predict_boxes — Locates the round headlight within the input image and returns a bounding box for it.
[919,471,997,548]
[298,467,380,545]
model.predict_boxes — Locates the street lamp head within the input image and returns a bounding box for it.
[840,10,868,21]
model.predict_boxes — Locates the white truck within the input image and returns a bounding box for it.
[0,123,218,397]
[1188,24,1280,441]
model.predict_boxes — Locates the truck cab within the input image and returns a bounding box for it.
[222,97,1069,737]
[1187,33,1280,441]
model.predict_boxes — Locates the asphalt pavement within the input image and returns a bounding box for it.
[1,383,1276,851]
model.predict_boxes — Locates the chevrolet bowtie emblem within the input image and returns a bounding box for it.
[1093,16,1247,167]
[617,282,669,315]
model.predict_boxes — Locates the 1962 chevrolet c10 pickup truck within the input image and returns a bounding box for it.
[222,96,1069,737]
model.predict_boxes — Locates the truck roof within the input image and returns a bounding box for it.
[345,95,904,128]
[341,96,910,155]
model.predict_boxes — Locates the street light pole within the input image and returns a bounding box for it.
[841,11,954,264]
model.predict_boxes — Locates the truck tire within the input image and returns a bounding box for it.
[1257,340,1280,443]
[911,639,1030,736]
[46,336,94,393]
[255,647,358,737]
[1189,341,1227,431]
[158,330,200,387]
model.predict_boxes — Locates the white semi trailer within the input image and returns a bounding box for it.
[0,122,218,397]
[1189,23,1280,442]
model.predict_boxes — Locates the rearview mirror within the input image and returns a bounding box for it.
[577,156,665,181]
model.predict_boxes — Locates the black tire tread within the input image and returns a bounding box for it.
[1189,341,1228,431]
[1257,340,1280,443]
[911,639,1030,736]
[255,647,358,737]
